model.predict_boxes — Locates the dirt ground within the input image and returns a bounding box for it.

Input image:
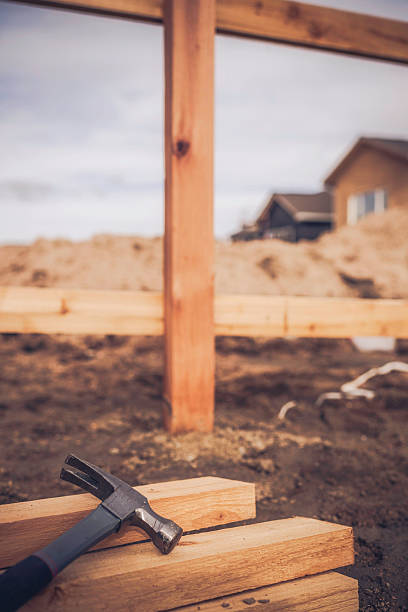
[0,333,407,611]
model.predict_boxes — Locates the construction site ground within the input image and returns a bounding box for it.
[0,333,407,611]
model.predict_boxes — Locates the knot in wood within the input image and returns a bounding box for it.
[287,2,300,20]
[254,1,263,15]
[308,21,323,39]
[174,140,190,158]
[60,298,69,315]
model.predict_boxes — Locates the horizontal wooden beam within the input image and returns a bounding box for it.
[0,286,163,336]
[7,0,408,65]
[174,571,359,612]
[21,517,354,611]
[1,286,408,338]
[0,476,255,568]
[216,0,408,64]
[285,296,408,338]
[216,293,287,337]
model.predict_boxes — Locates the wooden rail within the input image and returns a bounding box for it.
[1,287,408,338]
[8,0,408,65]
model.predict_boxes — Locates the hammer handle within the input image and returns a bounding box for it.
[0,505,120,611]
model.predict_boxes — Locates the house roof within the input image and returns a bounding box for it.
[325,137,408,186]
[257,192,333,225]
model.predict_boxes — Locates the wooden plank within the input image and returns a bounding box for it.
[0,286,163,335]
[215,294,286,337]
[21,517,354,611]
[173,571,358,611]
[216,295,408,338]
[0,476,255,568]
[9,0,163,23]
[2,287,408,338]
[8,0,408,65]
[163,0,215,433]
[286,296,408,338]
[216,0,408,64]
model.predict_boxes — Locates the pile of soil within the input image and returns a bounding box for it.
[1,208,408,298]
[0,334,407,611]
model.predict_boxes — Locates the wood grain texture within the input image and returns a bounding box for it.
[173,571,358,611]
[215,294,286,337]
[0,286,163,335]
[21,517,354,611]
[9,0,163,22]
[216,0,408,64]
[9,0,408,64]
[163,0,215,433]
[0,477,255,568]
[286,296,408,338]
[2,287,408,338]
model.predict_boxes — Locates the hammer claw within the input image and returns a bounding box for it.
[60,466,99,496]
[61,455,114,500]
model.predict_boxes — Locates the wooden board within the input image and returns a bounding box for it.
[0,476,255,568]
[20,517,354,611]
[163,0,215,433]
[2,287,408,338]
[216,0,408,64]
[173,571,358,611]
[9,0,408,65]
[286,296,408,338]
[0,286,163,335]
[215,294,286,337]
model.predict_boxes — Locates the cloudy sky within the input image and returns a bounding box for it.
[1,0,407,243]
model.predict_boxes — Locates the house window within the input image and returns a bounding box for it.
[347,190,387,224]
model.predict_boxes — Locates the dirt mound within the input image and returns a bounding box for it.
[1,208,407,298]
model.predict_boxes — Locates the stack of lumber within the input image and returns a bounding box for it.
[0,477,358,611]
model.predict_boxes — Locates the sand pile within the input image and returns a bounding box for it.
[1,208,407,298]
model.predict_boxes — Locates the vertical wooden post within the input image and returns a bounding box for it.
[163,0,215,433]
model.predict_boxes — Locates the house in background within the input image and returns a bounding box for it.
[250,192,333,243]
[232,136,408,242]
[325,137,408,227]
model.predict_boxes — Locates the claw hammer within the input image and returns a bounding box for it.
[0,454,183,611]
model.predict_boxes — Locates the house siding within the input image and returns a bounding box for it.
[330,146,408,227]
[259,203,293,232]
[259,203,331,242]
[296,221,331,241]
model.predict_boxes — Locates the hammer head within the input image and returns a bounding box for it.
[60,454,183,554]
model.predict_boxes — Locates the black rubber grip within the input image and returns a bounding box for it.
[0,505,120,611]
[0,554,53,612]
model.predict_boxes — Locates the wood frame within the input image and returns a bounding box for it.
[2,0,408,431]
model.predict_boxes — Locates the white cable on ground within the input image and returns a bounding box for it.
[316,361,408,407]
[277,400,297,420]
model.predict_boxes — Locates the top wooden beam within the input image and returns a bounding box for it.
[8,0,408,65]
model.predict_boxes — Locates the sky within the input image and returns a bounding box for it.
[0,0,408,243]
